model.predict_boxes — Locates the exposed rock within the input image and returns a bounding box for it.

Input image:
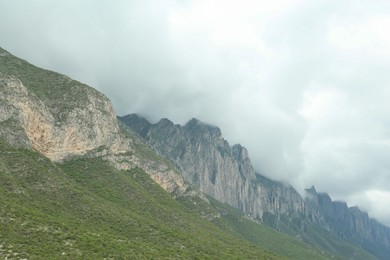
[304,186,390,257]
[120,113,390,259]
[3,45,390,258]
[119,114,305,219]
[98,147,189,196]
[0,73,124,161]
[0,47,188,197]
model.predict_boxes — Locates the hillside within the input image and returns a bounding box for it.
[119,113,389,259]
[0,46,339,259]
[0,46,123,162]
[1,138,343,259]
[0,140,283,259]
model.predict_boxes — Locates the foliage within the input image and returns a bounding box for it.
[0,140,281,259]
[0,47,378,259]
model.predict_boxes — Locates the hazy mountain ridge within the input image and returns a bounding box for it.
[119,113,390,259]
[119,114,306,218]
[306,186,390,258]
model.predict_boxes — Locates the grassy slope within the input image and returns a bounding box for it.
[261,212,377,260]
[0,47,376,259]
[232,210,375,260]
[0,140,282,259]
[177,196,332,260]
[0,47,91,100]
[121,122,378,260]
[0,47,105,124]
[0,139,338,259]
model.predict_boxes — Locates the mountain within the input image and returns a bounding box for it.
[0,47,123,162]
[118,115,304,218]
[119,113,390,259]
[0,46,341,259]
[0,47,187,196]
[0,139,285,259]
[305,186,390,259]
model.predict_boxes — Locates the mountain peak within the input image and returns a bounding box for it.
[122,113,146,121]
[184,118,222,138]
[118,114,152,138]
[157,117,175,128]
[186,117,201,125]
[305,185,317,194]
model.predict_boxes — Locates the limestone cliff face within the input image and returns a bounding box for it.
[305,186,390,257]
[0,74,123,161]
[120,113,390,258]
[0,47,187,196]
[0,47,123,161]
[119,114,305,220]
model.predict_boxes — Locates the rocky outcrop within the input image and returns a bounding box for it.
[120,113,390,259]
[0,47,188,197]
[0,46,125,161]
[305,186,390,258]
[3,45,390,258]
[0,74,124,161]
[119,114,305,220]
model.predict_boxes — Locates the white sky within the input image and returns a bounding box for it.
[1,0,390,227]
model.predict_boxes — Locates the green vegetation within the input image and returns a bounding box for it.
[0,140,282,259]
[0,47,106,123]
[0,47,89,100]
[0,46,377,259]
[177,195,333,260]
[0,138,375,259]
[219,207,376,260]
[300,223,376,260]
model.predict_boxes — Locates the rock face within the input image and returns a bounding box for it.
[305,186,390,258]
[0,47,187,196]
[0,74,124,161]
[120,113,390,259]
[3,46,390,258]
[0,47,124,161]
[119,114,305,219]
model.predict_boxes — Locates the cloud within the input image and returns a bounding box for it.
[1,0,390,226]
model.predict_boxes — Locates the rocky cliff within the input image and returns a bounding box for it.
[2,46,390,258]
[305,186,390,258]
[119,114,307,219]
[0,47,187,196]
[0,47,125,161]
[120,113,390,259]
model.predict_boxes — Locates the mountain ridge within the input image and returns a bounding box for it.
[1,46,388,259]
[0,46,197,202]
[120,113,390,259]
[1,46,338,259]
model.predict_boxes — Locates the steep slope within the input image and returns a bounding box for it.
[119,115,305,219]
[0,47,125,161]
[119,113,390,259]
[0,134,338,259]
[0,46,336,259]
[0,47,188,196]
[0,140,283,259]
[306,187,390,259]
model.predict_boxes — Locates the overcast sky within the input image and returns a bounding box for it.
[1,0,390,226]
